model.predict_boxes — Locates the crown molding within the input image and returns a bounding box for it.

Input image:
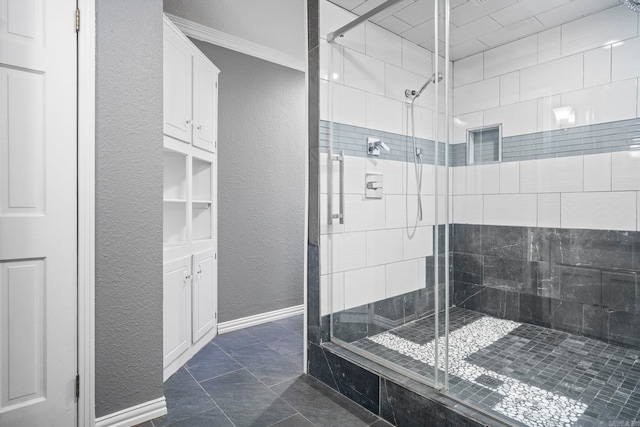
[165,14,306,72]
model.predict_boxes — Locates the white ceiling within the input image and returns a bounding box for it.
[328,0,623,60]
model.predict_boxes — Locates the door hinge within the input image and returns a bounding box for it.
[75,8,80,32]
[75,374,80,398]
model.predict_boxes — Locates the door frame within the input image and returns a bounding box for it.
[77,0,96,425]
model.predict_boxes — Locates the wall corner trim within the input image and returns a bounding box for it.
[218,304,305,334]
[94,397,167,427]
[164,13,307,73]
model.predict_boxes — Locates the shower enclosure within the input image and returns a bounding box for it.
[308,0,640,425]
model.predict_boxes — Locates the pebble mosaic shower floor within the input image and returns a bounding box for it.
[351,307,640,426]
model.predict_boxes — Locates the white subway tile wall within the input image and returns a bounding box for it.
[320,273,344,316]
[483,194,537,227]
[583,47,611,88]
[318,0,640,316]
[583,153,612,192]
[536,193,561,228]
[561,192,637,231]
[344,266,386,310]
[385,259,423,298]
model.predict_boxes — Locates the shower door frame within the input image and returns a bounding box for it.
[324,0,453,396]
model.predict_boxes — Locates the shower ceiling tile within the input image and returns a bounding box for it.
[326,0,624,60]
[476,17,545,48]
[451,16,502,46]
[400,19,432,46]
[536,0,620,29]
[376,15,412,35]
[490,0,572,27]
[370,0,416,23]
[450,39,489,63]
[450,0,518,27]
[393,0,434,27]
[331,0,367,11]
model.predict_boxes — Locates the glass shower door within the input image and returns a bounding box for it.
[320,0,451,389]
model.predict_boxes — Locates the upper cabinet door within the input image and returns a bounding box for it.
[192,56,218,153]
[163,25,193,144]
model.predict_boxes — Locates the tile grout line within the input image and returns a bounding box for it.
[185,366,237,427]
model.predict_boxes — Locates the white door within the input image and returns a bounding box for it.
[163,256,192,367]
[0,1,77,426]
[192,56,218,153]
[163,23,192,144]
[192,249,217,342]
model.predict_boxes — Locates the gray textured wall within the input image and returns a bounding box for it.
[95,0,164,417]
[192,40,306,322]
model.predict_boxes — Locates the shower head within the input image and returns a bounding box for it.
[405,72,444,100]
[623,0,640,12]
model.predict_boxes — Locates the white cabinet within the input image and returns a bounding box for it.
[163,256,192,367]
[162,15,219,380]
[192,249,217,342]
[163,18,219,153]
[193,55,218,153]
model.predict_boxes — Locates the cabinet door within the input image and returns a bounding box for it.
[192,249,217,342]
[192,55,218,153]
[163,256,192,366]
[163,23,193,144]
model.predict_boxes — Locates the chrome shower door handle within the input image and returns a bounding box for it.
[328,150,345,225]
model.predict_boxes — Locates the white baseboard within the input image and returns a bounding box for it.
[95,397,167,427]
[218,305,304,334]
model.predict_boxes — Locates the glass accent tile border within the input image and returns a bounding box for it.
[320,118,640,167]
[319,120,447,165]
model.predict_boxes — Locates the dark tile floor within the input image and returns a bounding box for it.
[143,315,391,427]
[352,307,640,427]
